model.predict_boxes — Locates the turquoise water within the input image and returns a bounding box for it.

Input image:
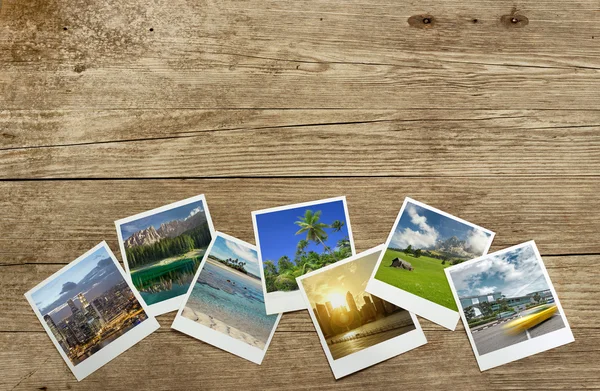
[187,261,278,344]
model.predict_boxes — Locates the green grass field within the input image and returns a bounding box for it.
[374,249,458,311]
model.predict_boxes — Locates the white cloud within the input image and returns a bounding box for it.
[225,239,258,265]
[476,286,497,295]
[188,205,204,218]
[465,229,490,255]
[390,205,439,249]
[449,243,550,298]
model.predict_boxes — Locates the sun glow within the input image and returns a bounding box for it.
[328,293,346,309]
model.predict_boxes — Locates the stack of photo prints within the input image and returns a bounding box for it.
[25,195,575,380]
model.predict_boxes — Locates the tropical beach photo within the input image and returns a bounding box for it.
[181,234,279,349]
[253,198,353,294]
[116,196,213,307]
[447,242,567,356]
[373,199,493,311]
[300,250,416,360]
[28,245,150,366]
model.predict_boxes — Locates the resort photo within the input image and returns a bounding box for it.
[366,197,494,329]
[252,196,355,314]
[172,233,281,364]
[445,241,574,370]
[115,195,214,314]
[297,246,426,379]
[25,242,159,380]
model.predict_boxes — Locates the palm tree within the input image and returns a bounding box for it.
[295,209,336,259]
[295,239,309,259]
[331,220,345,232]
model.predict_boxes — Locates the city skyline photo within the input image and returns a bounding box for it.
[447,242,568,358]
[25,242,159,380]
[300,249,417,360]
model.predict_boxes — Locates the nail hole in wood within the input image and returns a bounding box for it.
[408,14,435,28]
[472,18,478,23]
[149,28,154,32]
[63,27,68,31]
[501,14,528,28]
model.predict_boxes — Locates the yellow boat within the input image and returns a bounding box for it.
[502,304,558,335]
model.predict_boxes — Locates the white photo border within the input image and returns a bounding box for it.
[171,231,282,365]
[114,194,216,316]
[297,245,427,379]
[252,196,356,315]
[445,240,575,371]
[24,241,160,381]
[366,197,495,330]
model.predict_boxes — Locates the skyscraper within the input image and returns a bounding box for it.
[372,295,386,317]
[67,298,79,315]
[44,314,68,351]
[364,295,377,317]
[325,301,334,317]
[78,292,90,310]
[315,303,334,336]
[68,298,94,342]
[346,291,359,313]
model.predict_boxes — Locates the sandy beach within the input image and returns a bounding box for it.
[182,306,266,349]
[206,258,262,286]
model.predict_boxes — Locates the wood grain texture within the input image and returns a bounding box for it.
[2,0,600,110]
[1,178,599,265]
[1,109,599,178]
[2,0,600,388]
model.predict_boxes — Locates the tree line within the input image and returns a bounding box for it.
[126,222,212,268]
[263,210,351,292]
[210,255,249,274]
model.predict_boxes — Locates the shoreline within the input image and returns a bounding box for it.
[206,258,261,286]
[131,248,206,273]
[182,306,266,349]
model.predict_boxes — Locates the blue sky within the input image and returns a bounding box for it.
[255,200,350,268]
[31,246,123,317]
[449,243,551,298]
[389,201,491,255]
[119,200,205,240]
[209,236,260,277]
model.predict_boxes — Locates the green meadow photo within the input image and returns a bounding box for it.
[374,199,493,311]
[116,196,213,310]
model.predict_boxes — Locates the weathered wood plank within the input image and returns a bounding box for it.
[1,112,599,177]
[1,327,597,390]
[3,254,596,333]
[1,178,598,265]
[4,109,598,150]
[1,0,599,110]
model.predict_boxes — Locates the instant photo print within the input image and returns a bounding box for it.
[115,194,215,316]
[24,242,160,381]
[297,245,426,379]
[366,197,495,330]
[445,241,574,371]
[252,196,355,314]
[171,232,282,364]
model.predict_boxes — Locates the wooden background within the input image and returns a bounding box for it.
[1,0,599,388]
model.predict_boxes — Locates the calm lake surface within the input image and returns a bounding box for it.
[131,249,206,305]
[187,261,278,344]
